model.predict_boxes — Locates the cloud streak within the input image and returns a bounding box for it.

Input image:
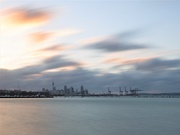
[84,33,147,53]
[134,58,180,72]
[3,7,52,27]
[89,41,146,52]
[38,44,66,52]
[29,32,54,43]
[29,28,82,43]
[43,55,80,70]
[104,58,151,65]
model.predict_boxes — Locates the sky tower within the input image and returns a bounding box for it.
[52,78,56,91]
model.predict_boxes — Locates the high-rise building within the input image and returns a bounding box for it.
[52,78,56,91]
[81,85,84,91]
[80,85,84,96]
[64,85,67,91]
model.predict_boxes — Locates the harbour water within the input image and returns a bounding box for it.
[0,97,180,135]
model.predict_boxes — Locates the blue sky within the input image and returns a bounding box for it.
[0,0,180,93]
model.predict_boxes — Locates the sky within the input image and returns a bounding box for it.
[0,0,180,93]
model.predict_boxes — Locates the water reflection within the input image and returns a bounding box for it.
[0,98,180,135]
[0,99,54,135]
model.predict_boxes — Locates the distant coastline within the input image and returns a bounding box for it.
[1,89,180,98]
[1,94,180,98]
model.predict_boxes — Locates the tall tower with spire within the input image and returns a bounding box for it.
[52,78,56,91]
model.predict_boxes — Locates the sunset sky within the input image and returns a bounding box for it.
[0,0,180,93]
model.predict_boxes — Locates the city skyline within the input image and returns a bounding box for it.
[0,0,180,93]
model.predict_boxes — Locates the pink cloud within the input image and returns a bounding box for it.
[3,7,52,27]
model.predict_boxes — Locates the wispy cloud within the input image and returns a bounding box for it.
[134,58,180,72]
[29,28,82,43]
[104,57,151,65]
[9,55,82,77]
[29,32,54,43]
[38,44,66,52]
[86,40,147,53]
[43,55,80,69]
[83,33,147,53]
[3,7,52,27]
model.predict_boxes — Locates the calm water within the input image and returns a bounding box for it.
[0,97,180,135]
